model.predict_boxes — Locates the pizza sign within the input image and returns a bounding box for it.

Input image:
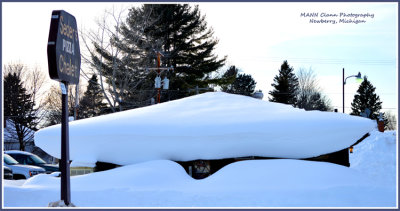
[47,10,80,84]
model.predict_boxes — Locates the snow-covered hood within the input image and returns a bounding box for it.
[35,92,376,166]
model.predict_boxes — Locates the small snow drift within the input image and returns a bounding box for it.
[202,159,372,191]
[35,92,375,166]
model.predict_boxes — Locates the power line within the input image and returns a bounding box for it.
[231,56,397,66]
[332,106,397,110]
[259,92,397,95]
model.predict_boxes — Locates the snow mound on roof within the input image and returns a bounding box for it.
[35,92,376,166]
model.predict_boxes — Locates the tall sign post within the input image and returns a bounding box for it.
[47,10,80,206]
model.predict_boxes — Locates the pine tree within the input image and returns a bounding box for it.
[222,66,256,96]
[4,72,38,151]
[297,92,330,111]
[350,76,383,120]
[79,74,107,119]
[136,4,226,89]
[92,4,227,108]
[269,60,299,106]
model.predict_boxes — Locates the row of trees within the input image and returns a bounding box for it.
[224,60,331,111]
[3,59,396,151]
[267,60,392,128]
[218,60,332,111]
[3,65,108,150]
[269,60,331,111]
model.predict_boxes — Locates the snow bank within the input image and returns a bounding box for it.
[4,159,395,207]
[5,130,396,207]
[350,130,397,188]
[35,92,376,166]
[203,159,370,191]
[22,160,192,191]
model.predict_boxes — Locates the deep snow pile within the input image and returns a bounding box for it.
[4,156,396,207]
[350,130,397,188]
[35,92,375,167]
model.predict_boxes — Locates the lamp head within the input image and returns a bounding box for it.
[356,72,363,83]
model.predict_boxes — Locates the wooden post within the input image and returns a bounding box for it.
[157,52,161,103]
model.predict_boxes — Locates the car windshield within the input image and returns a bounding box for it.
[29,154,47,164]
[4,154,19,165]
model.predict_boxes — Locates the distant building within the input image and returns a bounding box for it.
[3,120,56,164]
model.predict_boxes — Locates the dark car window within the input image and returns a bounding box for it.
[29,154,46,164]
[4,154,19,165]
[26,157,35,165]
[8,153,47,165]
[9,154,27,164]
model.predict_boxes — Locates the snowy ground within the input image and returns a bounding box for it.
[3,130,397,208]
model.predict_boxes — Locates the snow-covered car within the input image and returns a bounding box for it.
[5,150,59,173]
[3,165,13,179]
[3,154,45,179]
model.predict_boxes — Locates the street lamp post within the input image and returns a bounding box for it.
[342,68,362,113]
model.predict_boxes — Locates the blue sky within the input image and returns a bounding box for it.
[198,3,397,114]
[2,2,398,115]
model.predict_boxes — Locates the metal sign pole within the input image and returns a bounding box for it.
[47,10,80,206]
[60,82,71,205]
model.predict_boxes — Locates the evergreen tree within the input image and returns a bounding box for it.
[221,66,256,96]
[79,74,107,119]
[4,72,38,151]
[269,60,299,106]
[297,92,330,111]
[136,4,226,89]
[350,76,383,120]
[92,4,227,108]
[218,65,238,85]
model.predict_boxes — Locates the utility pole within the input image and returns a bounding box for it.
[146,51,173,104]
[156,52,161,103]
